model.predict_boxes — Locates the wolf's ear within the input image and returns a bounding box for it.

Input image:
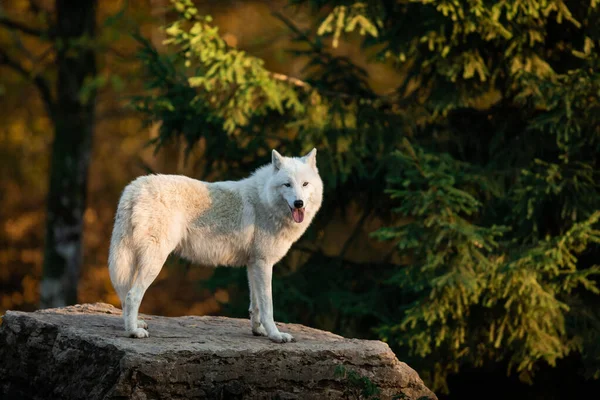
[302,148,317,169]
[272,149,284,171]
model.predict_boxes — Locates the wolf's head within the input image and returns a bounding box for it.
[267,148,324,224]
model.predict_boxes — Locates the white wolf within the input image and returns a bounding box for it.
[108,149,323,343]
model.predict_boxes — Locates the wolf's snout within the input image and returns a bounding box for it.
[291,200,305,223]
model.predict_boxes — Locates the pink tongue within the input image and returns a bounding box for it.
[292,208,305,223]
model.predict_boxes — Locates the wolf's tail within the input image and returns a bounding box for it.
[108,205,136,306]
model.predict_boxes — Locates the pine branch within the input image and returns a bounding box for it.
[27,0,45,15]
[339,208,372,261]
[292,243,320,255]
[271,11,399,102]
[270,72,309,89]
[0,17,51,38]
[270,70,366,100]
[0,49,55,118]
[272,10,322,54]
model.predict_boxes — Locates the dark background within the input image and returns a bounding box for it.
[1,1,599,398]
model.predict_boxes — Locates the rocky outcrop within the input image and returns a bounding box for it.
[0,303,436,399]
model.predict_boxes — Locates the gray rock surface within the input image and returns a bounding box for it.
[0,303,436,399]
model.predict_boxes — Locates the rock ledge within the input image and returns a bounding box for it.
[0,303,436,399]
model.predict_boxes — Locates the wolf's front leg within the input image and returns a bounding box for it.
[247,267,267,337]
[247,261,294,343]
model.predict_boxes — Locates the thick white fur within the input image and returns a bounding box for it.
[108,149,323,342]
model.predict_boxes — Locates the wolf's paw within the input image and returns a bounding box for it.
[137,319,148,329]
[252,325,268,337]
[268,331,295,343]
[128,328,150,338]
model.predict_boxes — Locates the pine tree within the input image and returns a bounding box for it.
[133,0,600,394]
[1,1,99,307]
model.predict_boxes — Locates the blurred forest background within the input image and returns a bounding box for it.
[1,0,600,398]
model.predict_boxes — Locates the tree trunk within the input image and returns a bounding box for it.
[40,0,97,308]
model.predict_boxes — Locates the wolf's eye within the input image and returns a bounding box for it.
[303,182,309,187]
[284,183,291,187]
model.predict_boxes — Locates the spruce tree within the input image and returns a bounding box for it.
[133,0,600,394]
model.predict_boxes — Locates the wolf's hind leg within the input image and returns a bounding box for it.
[108,235,138,334]
[124,247,169,338]
[125,285,151,338]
